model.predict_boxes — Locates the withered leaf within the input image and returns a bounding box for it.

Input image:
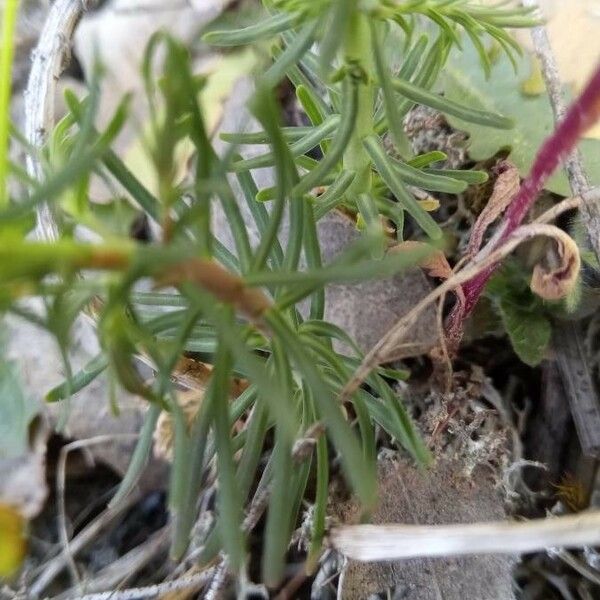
[467,161,520,258]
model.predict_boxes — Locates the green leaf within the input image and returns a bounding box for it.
[392,75,513,129]
[0,349,39,459]
[363,135,442,239]
[485,262,553,366]
[407,150,447,169]
[46,353,108,403]
[495,297,551,367]
[203,11,299,46]
[442,42,600,196]
[423,167,488,184]
[391,157,467,193]
[231,115,339,172]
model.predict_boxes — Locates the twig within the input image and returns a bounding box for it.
[553,320,600,457]
[24,0,98,241]
[203,563,229,600]
[72,569,216,600]
[53,527,169,600]
[30,492,140,598]
[330,510,600,562]
[522,0,600,458]
[522,0,595,208]
[552,548,600,587]
[274,564,310,600]
[56,435,139,594]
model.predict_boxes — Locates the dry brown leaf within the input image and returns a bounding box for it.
[467,161,520,258]
[530,227,581,300]
[390,240,452,280]
[153,391,205,461]
[154,361,249,461]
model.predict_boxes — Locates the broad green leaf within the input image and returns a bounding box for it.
[495,297,551,367]
[486,263,553,366]
[442,43,600,196]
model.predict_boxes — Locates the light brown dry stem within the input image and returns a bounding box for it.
[340,222,583,403]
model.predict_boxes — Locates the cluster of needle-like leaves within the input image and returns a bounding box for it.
[0,0,536,586]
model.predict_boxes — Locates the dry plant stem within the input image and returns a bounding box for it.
[72,569,217,600]
[24,0,96,241]
[460,58,600,313]
[330,510,600,562]
[552,548,600,587]
[56,435,139,593]
[522,0,600,458]
[54,527,170,600]
[30,491,141,597]
[340,222,578,401]
[522,0,596,208]
[274,566,310,600]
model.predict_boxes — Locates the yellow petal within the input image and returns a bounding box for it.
[0,504,26,578]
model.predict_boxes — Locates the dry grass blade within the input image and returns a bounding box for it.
[330,510,600,562]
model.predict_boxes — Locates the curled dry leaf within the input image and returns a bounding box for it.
[467,160,520,258]
[529,226,581,301]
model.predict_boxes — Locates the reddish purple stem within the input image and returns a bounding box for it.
[461,63,600,316]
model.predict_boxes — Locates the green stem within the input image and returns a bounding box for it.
[342,12,375,198]
[0,0,19,206]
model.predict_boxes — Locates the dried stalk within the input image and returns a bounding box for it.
[522,0,596,210]
[522,0,600,458]
[330,510,600,562]
[340,215,596,401]
[56,435,139,594]
[24,0,98,241]
[53,527,169,600]
[72,569,216,600]
[30,492,140,598]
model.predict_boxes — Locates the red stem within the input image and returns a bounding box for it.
[461,63,600,316]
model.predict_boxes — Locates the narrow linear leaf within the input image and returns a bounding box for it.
[363,135,442,239]
[392,76,513,129]
[203,12,299,47]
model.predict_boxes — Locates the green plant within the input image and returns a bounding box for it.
[1,0,537,588]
